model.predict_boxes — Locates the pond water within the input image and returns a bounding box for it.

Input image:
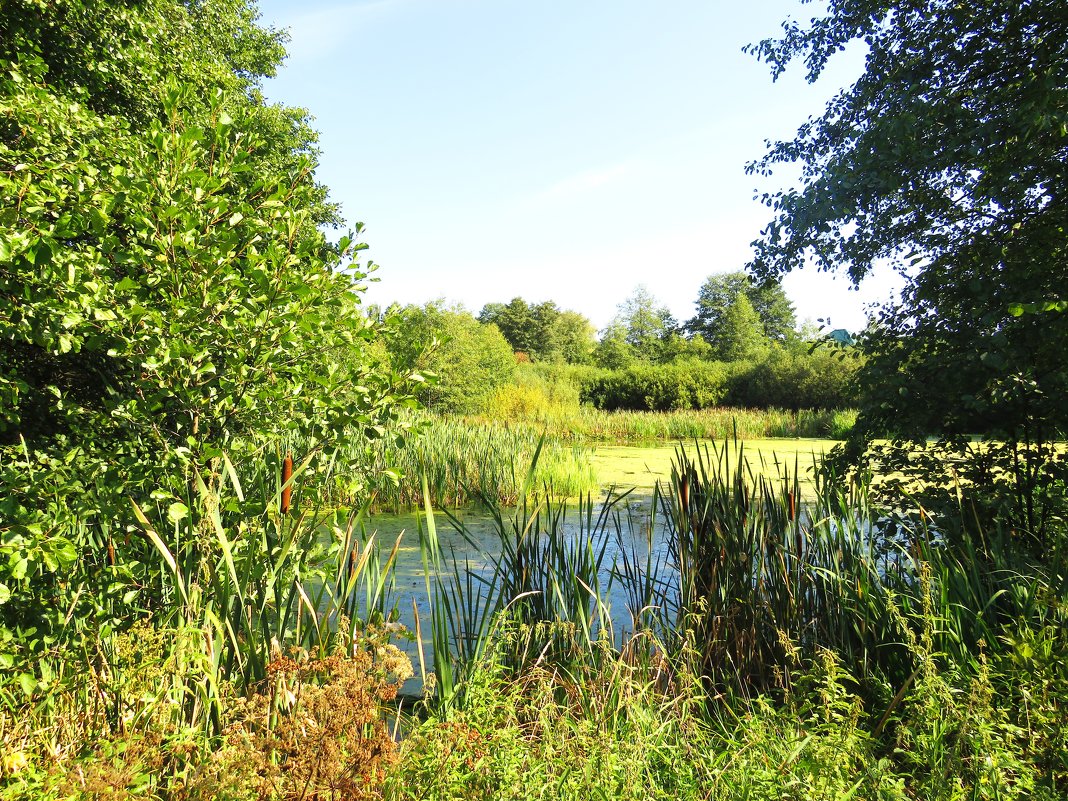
[591,438,834,492]
[350,491,668,693]
[345,438,838,694]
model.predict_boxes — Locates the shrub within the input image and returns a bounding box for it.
[580,361,730,411]
[724,347,860,410]
[482,363,582,421]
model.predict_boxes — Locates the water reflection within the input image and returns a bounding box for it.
[339,491,671,694]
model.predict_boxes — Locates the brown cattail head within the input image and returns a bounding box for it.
[281,452,294,515]
[787,491,796,521]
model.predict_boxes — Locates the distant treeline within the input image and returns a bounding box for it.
[371,274,857,415]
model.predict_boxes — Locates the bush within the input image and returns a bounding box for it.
[384,302,517,414]
[482,363,582,420]
[725,348,860,410]
[579,361,730,411]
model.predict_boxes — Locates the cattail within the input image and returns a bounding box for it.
[107,537,116,566]
[281,452,293,515]
[787,491,796,521]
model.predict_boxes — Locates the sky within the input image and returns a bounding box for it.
[255,0,904,332]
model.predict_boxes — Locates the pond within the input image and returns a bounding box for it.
[590,438,834,492]
[345,438,838,694]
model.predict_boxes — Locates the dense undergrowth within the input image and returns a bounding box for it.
[4,441,1065,800]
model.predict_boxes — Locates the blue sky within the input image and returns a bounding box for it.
[255,0,903,331]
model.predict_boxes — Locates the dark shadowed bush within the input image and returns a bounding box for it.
[725,348,859,410]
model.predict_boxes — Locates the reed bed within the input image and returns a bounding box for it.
[399,440,1067,797]
[418,439,1053,700]
[356,415,598,511]
[470,406,857,444]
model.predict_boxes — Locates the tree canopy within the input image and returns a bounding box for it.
[1,0,406,527]
[387,302,516,413]
[747,0,1068,543]
[686,272,795,356]
[600,286,678,365]
[478,297,595,363]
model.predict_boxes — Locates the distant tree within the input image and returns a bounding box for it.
[660,331,714,363]
[609,286,678,363]
[388,302,515,413]
[593,323,637,369]
[549,310,597,364]
[479,298,595,363]
[717,294,770,362]
[479,298,539,355]
[687,272,796,351]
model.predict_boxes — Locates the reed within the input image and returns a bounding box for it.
[415,437,1057,706]
[344,414,599,510]
[124,449,412,731]
[469,406,858,444]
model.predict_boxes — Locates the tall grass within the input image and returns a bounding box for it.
[470,406,857,443]
[396,439,1068,798]
[417,438,1059,702]
[351,414,599,510]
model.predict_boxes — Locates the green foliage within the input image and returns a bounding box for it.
[570,348,859,413]
[540,405,855,442]
[747,0,1068,544]
[354,413,598,509]
[715,292,769,361]
[725,346,860,410]
[406,443,1068,798]
[383,301,516,414]
[478,297,595,363]
[482,363,583,422]
[686,271,797,351]
[600,285,678,364]
[549,309,598,364]
[592,321,638,369]
[580,361,730,412]
[0,0,414,743]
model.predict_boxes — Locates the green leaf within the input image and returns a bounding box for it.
[17,673,36,698]
[167,501,190,524]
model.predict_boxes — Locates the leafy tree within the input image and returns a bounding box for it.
[549,309,597,364]
[608,286,678,363]
[660,331,714,363]
[592,323,637,370]
[687,272,796,348]
[717,294,770,363]
[0,0,338,227]
[747,0,1068,546]
[479,298,596,363]
[479,298,538,355]
[387,302,515,413]
[0,0,411,651]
